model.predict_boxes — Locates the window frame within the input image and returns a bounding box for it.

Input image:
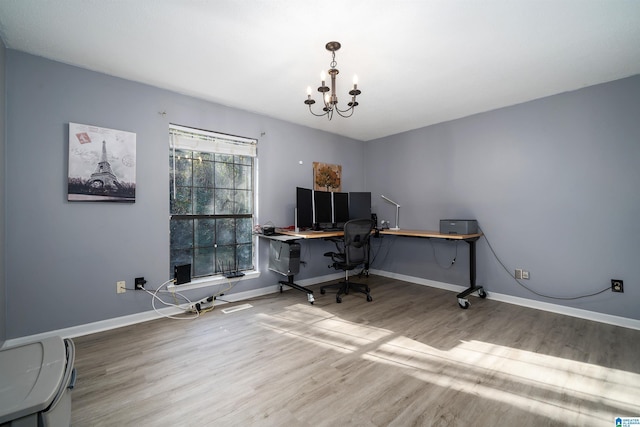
[169,125,259,289]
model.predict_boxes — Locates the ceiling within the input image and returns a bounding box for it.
[1,1,639,141]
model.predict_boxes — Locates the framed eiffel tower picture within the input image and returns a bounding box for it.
[68,122,136,202]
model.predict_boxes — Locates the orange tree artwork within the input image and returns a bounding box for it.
[313,162,342,191]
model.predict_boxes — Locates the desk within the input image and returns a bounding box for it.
[379,229,485,309]
[260,229,358,304]
[270,228,485,308]
[259,233,319,304]
[276,229,344,239]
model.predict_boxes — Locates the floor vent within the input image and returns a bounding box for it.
[221,303,253,314]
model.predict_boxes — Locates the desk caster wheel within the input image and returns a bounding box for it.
[279,285,283,293]
[320,289,326,295]
[366,295,373,302]
[458,298,470,309]
[478,288,487,298]
[307,294,315,304]
[336,296,342,303]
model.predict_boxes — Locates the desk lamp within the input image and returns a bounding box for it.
[381,195,401,230]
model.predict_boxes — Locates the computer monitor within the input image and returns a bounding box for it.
[349,192,371,220]
[296,187,313,229]
[313,190,333,228]
[333,192,349,226]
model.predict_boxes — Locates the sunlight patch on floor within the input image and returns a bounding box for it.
[256,303,640,424]
[256,305,393,354]
[363,337,640,424]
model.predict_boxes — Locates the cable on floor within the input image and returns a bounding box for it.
[142,280,199,320]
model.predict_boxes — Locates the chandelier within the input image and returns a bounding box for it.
[304,41,361,119]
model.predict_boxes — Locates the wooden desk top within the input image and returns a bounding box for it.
[275,229,344,239]
[274,228,482,240]
[379,229,483,240]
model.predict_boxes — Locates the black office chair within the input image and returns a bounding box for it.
[321,218,373,303]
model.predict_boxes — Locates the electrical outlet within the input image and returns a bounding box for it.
[117,281,126,294]
[135,277,146,290]
[515,269,523,280]
[611,279,624,293]
[522,270,530,280]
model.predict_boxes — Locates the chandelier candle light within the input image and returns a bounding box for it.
[304,41,361,119]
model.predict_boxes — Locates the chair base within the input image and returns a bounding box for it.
[320,280,372,303]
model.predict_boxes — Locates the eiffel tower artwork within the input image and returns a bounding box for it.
[68,122,136,202]
[86,141,121,191]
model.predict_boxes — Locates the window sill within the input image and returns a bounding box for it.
[166,270,260,292]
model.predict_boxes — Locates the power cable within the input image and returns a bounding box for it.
[479,227,609,300]
[429,239,458,269]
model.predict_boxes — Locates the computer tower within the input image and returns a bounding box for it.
[268,241,301,276]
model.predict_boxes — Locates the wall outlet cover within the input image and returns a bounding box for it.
[611,279,624,293]
[117,281,126,294]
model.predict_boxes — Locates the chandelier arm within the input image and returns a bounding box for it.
[335,107,355,118]
[307,104,330,117]
[335,102,357,113]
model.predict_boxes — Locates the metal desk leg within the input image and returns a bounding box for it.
[456,238,486,309]
[279,275,315,304]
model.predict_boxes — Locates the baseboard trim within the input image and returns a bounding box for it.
[370,269,468,294]
[370,269,640,331]
[9,269,634,348]
[1,273,344,349]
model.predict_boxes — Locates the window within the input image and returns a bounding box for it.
[169,125,257,279]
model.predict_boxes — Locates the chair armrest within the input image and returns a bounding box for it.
[323,251,345,263]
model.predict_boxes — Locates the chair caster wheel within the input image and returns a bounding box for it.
[366,295,373,302]
[478,288,487,298]
[336,296,342,303]
[458,298,470,309]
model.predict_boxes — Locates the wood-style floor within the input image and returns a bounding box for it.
[71,275,640,426]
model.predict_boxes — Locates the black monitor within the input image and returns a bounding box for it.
[333,192,349,226]
[313,190,333,227]
[349,192,371,220]
[296,187,313,229]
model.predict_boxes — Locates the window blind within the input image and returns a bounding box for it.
[169,124,257,157]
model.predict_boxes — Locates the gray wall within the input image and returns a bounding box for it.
[366,75,640,320]
[0,37,6,345]
[5,50,365,339]
[5,48,639,340]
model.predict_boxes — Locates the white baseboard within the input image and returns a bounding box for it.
[1,272,344,349]
[369,269,468,294]
[370,269,640,331]
[6,269,636,349]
